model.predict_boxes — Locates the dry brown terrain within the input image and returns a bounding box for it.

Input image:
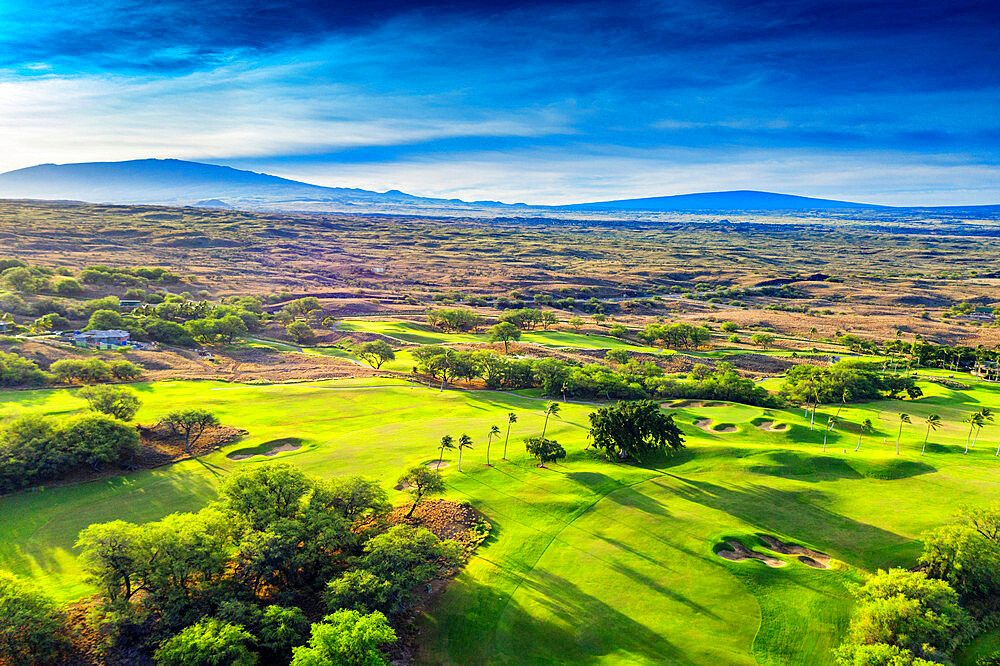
[1,198,998,351]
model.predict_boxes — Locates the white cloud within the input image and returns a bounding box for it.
[0,63,571,172]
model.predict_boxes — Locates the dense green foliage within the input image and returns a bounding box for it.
[50,357,143,383]
[154,619,259,666]
[426,307,484,332]
[0,350,48,386]
[0,571,70,665]
[638,322,711,349]
[290,609,397,666]
[588,400,685,461]
[0,412,139,492]
[73,465,456,664]
[78,384,142,421]
[781,361,923,404]
[835,569,971,665]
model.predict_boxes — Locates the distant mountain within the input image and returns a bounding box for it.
[559,190,887,211]
[0,160,992,215]
[0,159,489,213]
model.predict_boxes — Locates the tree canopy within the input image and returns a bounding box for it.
[588,400,685,461]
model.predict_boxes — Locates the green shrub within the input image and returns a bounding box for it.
[0,571,70,665]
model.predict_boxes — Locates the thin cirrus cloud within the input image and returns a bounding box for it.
[0,0,997,204]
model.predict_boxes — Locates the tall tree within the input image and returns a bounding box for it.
[485,425,501,466]
[965,412,985,455]
[855,418,874,452]
[457,433,473,472]
[503,412,517,460]
[922,414,942,456]
[540,402,560,440]
[488,322,521,354]
[436,434,454,469]
[894,413,911,455]
[970,407,994,450]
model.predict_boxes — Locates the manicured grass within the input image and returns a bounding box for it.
[1,377,999,663]
[336,318,662,351]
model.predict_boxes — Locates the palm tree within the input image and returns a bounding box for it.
[855,418,873,452]
[822,416,837,452]
[457,433,473,472]
[965,412,986,454]
[823,390,850,452]
[540,402,560,440]
[485,425,501,466]
[808,381,819,431]
[970,408,994,450]
[436,434,454,469]
[502,412,517,460]
[921,414,941,456]
[894,413,911,455]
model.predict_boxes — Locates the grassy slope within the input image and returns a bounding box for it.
[0,378,998,663]
[336,319,661,351]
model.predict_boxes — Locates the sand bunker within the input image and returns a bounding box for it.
[695,418,737,433]
[666,400,725,409]
[756,420,789,432]
[759,535,831,569]
[426,461,451,470]
[716,540,786,567]
[227,437,302,461]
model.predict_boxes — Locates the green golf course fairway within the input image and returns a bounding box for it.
[1,377,998,664]
[336,318,661,351]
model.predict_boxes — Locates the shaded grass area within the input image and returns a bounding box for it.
[337,318,661,351]
[0,377,999,663]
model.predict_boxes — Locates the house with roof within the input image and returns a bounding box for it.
[67,329,131,349]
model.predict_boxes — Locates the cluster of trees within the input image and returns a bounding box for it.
[498,308,558,330]
[0,352,142,387]
[426,308,484,332]
[637,323,712,349]
[837,504,1000,665]
[0,403,141,493]
[50,357,143,384]
[67,465,458,664]
[126,295,266,345]
[80,264,182,287]
[410,345,773,406]
[780,361,922,406]
[0,351,49,386]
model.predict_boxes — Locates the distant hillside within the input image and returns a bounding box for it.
[0,160,993,215]
[0,159,470,212]
[560,190,887,211]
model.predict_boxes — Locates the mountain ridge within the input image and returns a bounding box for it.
[0,158,995,213]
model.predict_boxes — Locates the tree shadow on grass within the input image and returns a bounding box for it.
[656,475,913,569]
[743,450,935,483]
[498,569,687,664]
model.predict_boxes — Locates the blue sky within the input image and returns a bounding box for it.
[0,0,997,205]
